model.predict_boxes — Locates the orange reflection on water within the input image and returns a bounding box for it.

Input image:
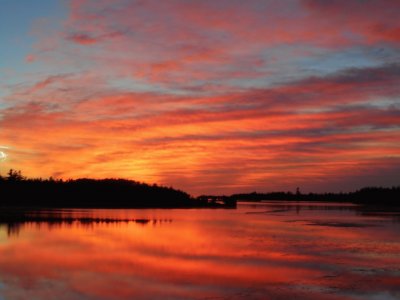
[0,204,399,300]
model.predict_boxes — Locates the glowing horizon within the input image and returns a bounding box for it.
[1,0,399,195]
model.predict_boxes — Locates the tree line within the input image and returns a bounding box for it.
[0,169,197,208]
[227,186,400,205]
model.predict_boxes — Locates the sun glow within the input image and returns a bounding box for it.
[0,151,7,161]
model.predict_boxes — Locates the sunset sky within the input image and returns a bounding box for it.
[0,0,399,195]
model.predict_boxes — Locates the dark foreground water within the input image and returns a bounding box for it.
[0,202,399,300]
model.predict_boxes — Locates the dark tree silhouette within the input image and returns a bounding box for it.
[0,169,235,208]
[6,169,24,181]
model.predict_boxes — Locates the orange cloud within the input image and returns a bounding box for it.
[1,0,399,194]
[1,62,399,195]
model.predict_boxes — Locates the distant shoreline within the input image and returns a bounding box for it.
[199,186,400,206]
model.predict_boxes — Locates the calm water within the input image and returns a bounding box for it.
[0,202,399,300]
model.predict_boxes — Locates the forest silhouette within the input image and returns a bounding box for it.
[0,169,235,208]
[0,169,398,208]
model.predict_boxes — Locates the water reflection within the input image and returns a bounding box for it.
[0,209,174,237]
[1,219,173,237]
[0,203,399,299]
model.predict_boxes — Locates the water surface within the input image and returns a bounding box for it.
[0,202,399,300]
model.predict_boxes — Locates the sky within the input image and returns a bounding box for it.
[0,0,399,195]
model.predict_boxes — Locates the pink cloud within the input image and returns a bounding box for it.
[25,54,36,63]
[51,0,400,87]
[67,32,98,45]
[302,0,400,44]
